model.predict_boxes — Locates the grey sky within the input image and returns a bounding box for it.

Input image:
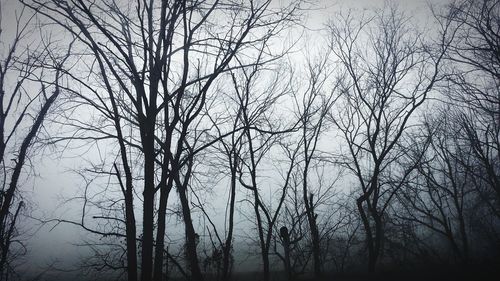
[2,0,455,279]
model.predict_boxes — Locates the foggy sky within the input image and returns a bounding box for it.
[1,0,454,280]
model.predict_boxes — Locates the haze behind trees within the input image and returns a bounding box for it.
[0,0,499,281]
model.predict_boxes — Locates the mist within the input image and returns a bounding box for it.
[1,0,499,281]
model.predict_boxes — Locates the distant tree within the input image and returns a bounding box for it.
[199,47,295,281]
[327,5,451,272]
[439,0,500,214]
[389,0,500,265]
[296,53,337,278]
[395,112,473,265]
[0,3,69,280]
[287,52,339,278]
[231,57,298,281]
[325,195,361,273]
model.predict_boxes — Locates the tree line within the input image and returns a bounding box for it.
[0,0,498,280]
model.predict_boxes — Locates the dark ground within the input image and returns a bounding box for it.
[221,262,500,281]
[37,261,500,281]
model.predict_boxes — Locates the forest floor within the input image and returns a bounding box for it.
[222,263,500,281]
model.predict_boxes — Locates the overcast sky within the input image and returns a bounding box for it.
[3,0,454,279]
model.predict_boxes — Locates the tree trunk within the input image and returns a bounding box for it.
[262,247,270,281]
[153,177,173,281]
[280,226,292,281]
[178,185,204,281]
[0,201,22,280]
[0,88,60,227]
[222,155,237,281]
[304,193,321,278]
[357,198,377,273]
[124,187,138,281]
[253,193,269,281]
[372,213,383,272]
[141,128,155,281]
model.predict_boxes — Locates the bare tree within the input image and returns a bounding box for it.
[384,0,500,269]
[232,58,298,281]
[0,3,68,280]
[197,48,289,281]
[440,0,500,212]
[395,112,473,265]
[292,52,338,278]
[24,0,301,280]
[327,5,450,272]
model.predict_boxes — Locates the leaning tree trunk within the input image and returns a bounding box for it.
[178,184,204,281]
[357,197,377,273]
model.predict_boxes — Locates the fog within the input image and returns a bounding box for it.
[1,0,498,281]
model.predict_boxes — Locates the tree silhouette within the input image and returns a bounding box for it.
[0,3,70,279]
[328,5,451,272]
[24,0,301,280]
